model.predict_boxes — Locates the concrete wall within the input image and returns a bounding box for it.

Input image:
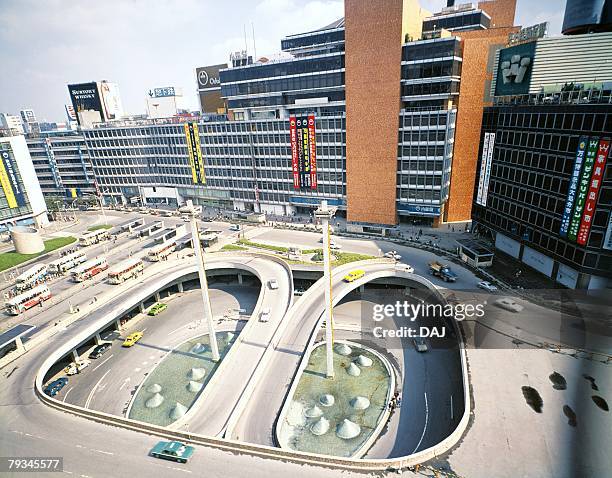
[11,226,44,254]
[345,0,403,226]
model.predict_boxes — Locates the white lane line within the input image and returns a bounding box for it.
[63,387,74,403]
[141,328,147,332]
[118,377,131,391]
[450,394,454,420]
[92,354,114,371]
[168,467,192,474]
[93,449,114,456]
[84,369,110,409]
[412,392,429,454]
[63,471,73,475]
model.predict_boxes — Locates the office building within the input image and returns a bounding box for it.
[0,113,25,135]
[26,131,97,201]
[79,0,518,230]
[471,31,612,289]
[0,135,48,229]
[19,109,38,134]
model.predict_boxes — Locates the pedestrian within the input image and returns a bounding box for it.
[397,397,402,408]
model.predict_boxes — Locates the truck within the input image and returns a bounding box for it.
[428,261,458,282]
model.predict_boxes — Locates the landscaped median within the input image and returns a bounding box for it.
[87,224,113,231]
[0,236,77,272]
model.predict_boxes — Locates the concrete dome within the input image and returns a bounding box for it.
[188,367,206,380]
[170,402,188,420]
[346,362,361,376]
[190,343,206,354]
[319,394,335,407]
[335,343,352,356]
[350,396,370,410]
[310,417,330,436]
[304,405,324,418]
[336,419,361,439]
[147,383,162,393]
[145,393,164,408]
[355,355,373,367]
[187,380,203,392]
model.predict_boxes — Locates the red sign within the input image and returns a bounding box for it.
[289,116,299,189]
[308,114,317,189]
[576,138,610,245]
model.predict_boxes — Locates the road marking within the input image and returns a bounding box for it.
[92,354,114,371]
[412,392,429,454]
[168,325,186,335]
[93,449,114,456]
[119,377,131,391]
[142,361,148,365]
[134,367,141,372]
[141,327,147,332]
[63,387,74,403]
[63,471,72,475]
[450,394,454,420]
[168,467,192,474]
[84,369,110,409]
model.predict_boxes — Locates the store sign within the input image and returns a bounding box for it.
[508,22,548,45]
[476,133,495,207]
[567,138,600,241]
[494,41,536,96]
[149,87,176,98]
[68,82,104,125]
[397,203,441,216]
[576,138,610,245]
[289,114,317,190]
[196,65,224,90]
[560,136,588,237]
[0,144,27,209]
[183,122,206,184]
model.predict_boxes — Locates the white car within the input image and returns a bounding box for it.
[385,251,402,260]
[396,263,414,273]
[413,338,428,352]
[259,307,271,322]
[64,359,91,375]
[268,279,279,290]
[494,297,524,313]
[477,281,498,292]
[229,224,241,232]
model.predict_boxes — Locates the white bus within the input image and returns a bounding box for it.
[48,251,87,275]
[15,264,48,291]
[79,229,111,246]
[71,257,109,282]
[6,284,51,315]
[148,240,176,261]
[108,258,144,284]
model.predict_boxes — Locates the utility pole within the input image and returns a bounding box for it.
[180,200,220,361]
[314,200,336,378]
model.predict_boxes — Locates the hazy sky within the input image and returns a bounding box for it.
[0,0,565,122]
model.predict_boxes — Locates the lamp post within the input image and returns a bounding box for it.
[314,200,336,378]
[180,200,220,361]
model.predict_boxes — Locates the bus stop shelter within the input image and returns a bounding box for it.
[456,239,494,267]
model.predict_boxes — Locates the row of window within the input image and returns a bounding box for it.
[221,72,343,98]
[487,109,611,134]
[402,80,459,97]
[401,60,461,80]
[280,30,344,51]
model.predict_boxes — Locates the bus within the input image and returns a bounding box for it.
[6,284,51,315]
[15,264,48,292]
[71,257,109,282]
[108,258,144,284]
[148,240,176,261]
[48,251,88,275]
[79,229,111,247]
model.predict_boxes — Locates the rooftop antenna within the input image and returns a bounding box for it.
[243,24,248,54]
[251,21,257,60]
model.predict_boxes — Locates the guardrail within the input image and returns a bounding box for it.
[33,256,471,472]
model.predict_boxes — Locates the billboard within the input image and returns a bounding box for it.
[99,81,123,120]
[603,212,612,251]
[567,137,600,241]
[289,115,317,190]
[576,138,610,245]
[476,133,495,206]
[65,104,77,121]
[68,82,104,125]
[560,136,588,237]
[184,122,206,184]
[196,65,223,90]
[494,41,536,97]
[44,138,63,188]
[0,143,27,209]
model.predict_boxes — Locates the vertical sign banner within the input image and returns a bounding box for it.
[476,132,491,206]
[0,145,27,209]
[300,117,311,189]
[289,116,300,188]
[560,136,588,237]
[576,138,610,245]
[308,114,317,189]
[184,122,206,184]
[567,138,600,241]
[480,133,496,207]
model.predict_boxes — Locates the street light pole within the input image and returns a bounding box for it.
[314,200,336,379]
[181,200,220,361]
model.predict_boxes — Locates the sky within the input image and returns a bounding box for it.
[0,0,565,122]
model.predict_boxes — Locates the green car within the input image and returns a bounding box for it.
[150,441,194,463]
[148,302,167,316]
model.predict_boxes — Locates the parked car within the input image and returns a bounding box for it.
[89,343,111,359]
[330,243,342,250]
[343,269,365,283]
[494,297,524,313]
[148,302,168,316]
[477,281,498,292]
[150,441,194,464]
[259,307,271,322]
[43,377,68,397]
[384,251,402,260]
[64,359,91,375]
[413,338,428,352]
[122,331,144,347]
[268,279,279,290]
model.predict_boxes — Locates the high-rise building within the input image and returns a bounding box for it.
[19,109,38,134]
[0,113,25,135]
[471,30,612,289]
[0,135,48,229]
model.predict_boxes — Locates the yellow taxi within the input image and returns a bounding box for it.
[122,331,144,347]
[343,269,365,283]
